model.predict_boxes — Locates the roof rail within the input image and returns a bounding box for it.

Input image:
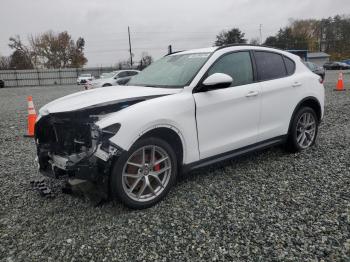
[214,44,286,52]
[163,44,290,57]
[164,50,186,57]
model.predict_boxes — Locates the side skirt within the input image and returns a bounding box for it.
[182,135,287,174]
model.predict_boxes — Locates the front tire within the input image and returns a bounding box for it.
[286,107,319,152]
[110,137,178,209]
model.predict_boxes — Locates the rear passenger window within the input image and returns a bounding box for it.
[284,56,295,75]
[254,51,287,81]
[207,51,253,87]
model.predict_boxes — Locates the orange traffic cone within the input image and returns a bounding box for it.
[335,72,345,91]
[24,96,37,138]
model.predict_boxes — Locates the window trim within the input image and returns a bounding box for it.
[193,49,256,93]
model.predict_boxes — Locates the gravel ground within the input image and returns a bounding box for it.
[0,73,350,261]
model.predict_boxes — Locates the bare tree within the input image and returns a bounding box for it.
[29,31,87,68]
[117,60,132,70]
[8,35,34,69]
[7,31,88,69]
[138,52,153,70]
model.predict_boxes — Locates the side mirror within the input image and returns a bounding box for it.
[202,73,233,90]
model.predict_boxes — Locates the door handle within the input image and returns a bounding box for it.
[292,82,302,87]
[245,91,259,97]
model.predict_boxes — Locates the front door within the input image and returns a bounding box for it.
[193,51,261,159]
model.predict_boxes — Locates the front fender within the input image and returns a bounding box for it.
[95,91,200,164]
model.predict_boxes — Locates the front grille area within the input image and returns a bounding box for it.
[36,116,93,156]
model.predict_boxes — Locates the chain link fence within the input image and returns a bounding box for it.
[0,67,119,87]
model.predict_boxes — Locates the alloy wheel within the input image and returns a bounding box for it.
[122,145,172,202]
[296,112,316,149]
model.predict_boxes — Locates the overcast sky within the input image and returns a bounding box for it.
[0,0,349,67]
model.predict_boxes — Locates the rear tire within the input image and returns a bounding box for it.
[286,106,318,153]
[102,83,112,87]
[110,137,178,209]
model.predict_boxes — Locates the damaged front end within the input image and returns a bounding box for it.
[35,103,128,182]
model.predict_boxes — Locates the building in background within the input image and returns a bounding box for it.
[307,52,330,66]
[287,50,308,61]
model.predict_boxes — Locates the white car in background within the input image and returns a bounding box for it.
[35,45,324,209]
[88,70,140,89]
[99,72,118,79]
[77,74,94,85]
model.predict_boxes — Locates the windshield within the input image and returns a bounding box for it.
[127,53,211,88]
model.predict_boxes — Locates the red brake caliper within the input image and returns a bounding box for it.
[154,164,160,171]
[154,156,160,171]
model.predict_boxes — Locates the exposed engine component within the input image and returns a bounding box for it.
[35,101,132,181]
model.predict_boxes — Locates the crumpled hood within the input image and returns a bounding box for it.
[39,85,182,115]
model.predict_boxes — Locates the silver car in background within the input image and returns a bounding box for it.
[88,70,140,89]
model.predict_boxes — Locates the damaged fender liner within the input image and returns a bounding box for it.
[34,96,167,181]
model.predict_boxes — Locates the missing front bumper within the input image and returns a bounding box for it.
[36,142,124,181]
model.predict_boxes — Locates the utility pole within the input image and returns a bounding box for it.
[319,22,323,52]
[128,26,133,67]
[259,24,263,45]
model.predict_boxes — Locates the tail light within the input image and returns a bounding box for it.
[319,77,324,84]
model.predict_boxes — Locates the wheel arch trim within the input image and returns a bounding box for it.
[288,96,322,133]
[127,124,187,164]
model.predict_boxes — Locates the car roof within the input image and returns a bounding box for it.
[117,69,140,72]
[172,44,297,59]
[171,47,217,55]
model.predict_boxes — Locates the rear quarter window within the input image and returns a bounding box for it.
[254,51,287,81]
[284,56,296,75]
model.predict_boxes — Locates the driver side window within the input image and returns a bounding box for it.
[207,51,253,87]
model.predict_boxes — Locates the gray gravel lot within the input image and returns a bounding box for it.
[1,71,350,261]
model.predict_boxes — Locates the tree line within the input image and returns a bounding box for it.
[0,30,154,71]
[215,15,350,60]
[1,14,349,70]
[0,31,88,70]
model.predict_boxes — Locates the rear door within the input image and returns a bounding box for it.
[254,51,300,141]
[194,51,261,159]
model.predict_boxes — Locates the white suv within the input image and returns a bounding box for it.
[35,45,324,209]
[76,74,94,85]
